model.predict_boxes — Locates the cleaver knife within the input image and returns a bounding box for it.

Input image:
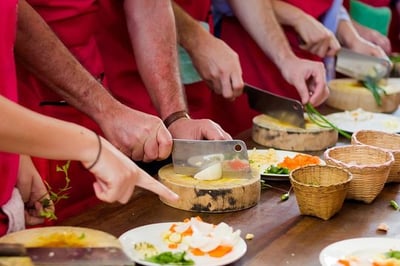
[244,83,305,128]
[0,243,134,266]
[172,139,252,179]
[336,48,392,82]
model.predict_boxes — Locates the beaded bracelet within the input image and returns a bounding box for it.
[86,133,102,170]
[163,110,190,128]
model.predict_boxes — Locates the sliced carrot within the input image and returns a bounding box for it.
[337,259,351,266]
[169,224,177,232]
[168,243,178,249]
[208,245,233,258]
[190,248,205,256]
[278,154,320,170]
[181,226,193,237]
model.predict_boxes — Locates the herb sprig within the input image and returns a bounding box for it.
[362,76,387,106]
[39,160,72,220]
[304,103,352,139]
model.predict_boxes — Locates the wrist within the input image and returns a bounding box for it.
[163,110,190,128]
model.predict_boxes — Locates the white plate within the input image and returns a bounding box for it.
[119,222,247,266]
[248,149,323,181]
[319,237,400,266]
[324,109,400,133]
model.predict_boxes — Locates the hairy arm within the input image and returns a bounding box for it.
[15,0,119,123]
[124,0,187,119]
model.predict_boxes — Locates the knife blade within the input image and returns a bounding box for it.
[172,139,252,179]
[336,48,392,82]
[0,243,134,266]
[244,83,305,128]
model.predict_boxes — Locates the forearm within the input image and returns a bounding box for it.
[15,0,119,122]
[228,0,296,68]
[336,19,360,48]
[124,0,187,119]
[0,95,97,165]
[173,2,211,55]
[272,0,308,27]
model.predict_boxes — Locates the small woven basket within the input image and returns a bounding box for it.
[324,145,394,203]
[351,130,400,183]
[289,165,352,220]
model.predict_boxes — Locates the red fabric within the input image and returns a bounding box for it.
[96,0,215,119]
[0,0,19,236]
[213,0,333,135]
[17,0,104,222]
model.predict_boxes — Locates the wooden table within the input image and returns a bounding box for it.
[60,105,400,266]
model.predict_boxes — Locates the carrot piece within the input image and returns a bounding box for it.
[337,259,351,266]
[169,224,176,232]
[278,154,320,170]
[181,226,193,237]
[190,248,205,256]
[208,245,233,257]
[168,243,178,249]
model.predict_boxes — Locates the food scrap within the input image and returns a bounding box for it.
[134,241,159,258]
[162,216,241,258]
[390,200,400,211]
[377,223,389,233]
[245,233,254,240]
[337,250,400,266]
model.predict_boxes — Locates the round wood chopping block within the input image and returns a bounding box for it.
[252,114,338,151]
[326,78,400,113]
[158,164,260,213]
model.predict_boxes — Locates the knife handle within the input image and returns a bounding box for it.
[0,243,27,257]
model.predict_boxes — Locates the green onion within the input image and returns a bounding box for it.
[304,103,352,139]
[362,76,386,106]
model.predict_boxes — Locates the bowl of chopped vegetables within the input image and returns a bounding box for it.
[289,165,352,220]
[324,145,394,204]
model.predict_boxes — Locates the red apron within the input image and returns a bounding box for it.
[96,0,215,119]
[17,0,103,222]
[0,0,20,236]
[212,0,334,136]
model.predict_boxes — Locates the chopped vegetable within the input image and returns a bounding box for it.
[245,233,254,240]
[277,154,320,170]
[385,250,400,259]
[264,165,289,175]
[145,251,194,265]
[390,200,400,211]
[305,103,352,139]
[362,75,387,106]
[193,162,222,180]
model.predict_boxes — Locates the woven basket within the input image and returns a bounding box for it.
[351,130,400,183]
[324,145,394,203]
[289,165,352,220]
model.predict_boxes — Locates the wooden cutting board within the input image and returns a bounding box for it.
[327,78,400,113]
[0,226,121,248]
[252,114,338,151]
[158,164,260,213]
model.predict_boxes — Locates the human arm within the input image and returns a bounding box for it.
[172,2,243,100]
[14,0,172,162]
[272,0,340,57]
[228,0,329,106]
[123,0,231,140]
[336,9,387,58]
[0,95,178,204]
[351,20,391,54]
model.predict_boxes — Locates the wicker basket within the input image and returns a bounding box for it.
[289,165,352,220]
[324,145,394,203]
[351,130,400,183]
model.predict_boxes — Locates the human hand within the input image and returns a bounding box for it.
[190,35,244,100]
[349,37,388,59]
[16,155,54,226]
[352,20,391,55]
[84,137,179,204]
[280,57,329,106]
[167,117,232,140]
[97,104,173,162]
[294,14,340,57]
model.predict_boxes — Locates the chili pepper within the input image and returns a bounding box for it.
[390,200,400,211]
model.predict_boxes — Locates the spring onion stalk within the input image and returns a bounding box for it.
[305,103,352,139]
[362,76,386,106]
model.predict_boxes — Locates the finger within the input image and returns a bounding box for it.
[155,126,173,160]
[136,171,179,202]
[220,75,234,99]
[230,73,244,98]
[142,137,159,163]
[131,142,145,162]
